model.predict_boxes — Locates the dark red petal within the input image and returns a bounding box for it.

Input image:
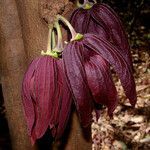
[50,60,64,135]
[70,8,109,40]
[62,42,93,127]
[87,18,110,40]
[49,62,61,126]
[22,58,40,136]
[84,34,137,106]
[70,8,90,34]
[33,56,56,139]
[83,49,118,115]
[91,3,132,66]
[53,60,72,139]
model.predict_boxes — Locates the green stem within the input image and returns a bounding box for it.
[41,25,59,58]
[56,15,83,41]
[54,21,63,51]
[47,27,52,52]
[57,15,77,40]
[41,26,52,55]
[93,0,97,4]
[52,30,56,49]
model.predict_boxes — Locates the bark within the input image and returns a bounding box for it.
[0,0,92,149]
[59,112,92,150]
[0,0,37,149]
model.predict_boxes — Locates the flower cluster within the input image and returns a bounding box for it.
[22,0,137,144]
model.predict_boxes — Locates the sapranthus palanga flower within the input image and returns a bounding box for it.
[70,0,132,66]
[22,27,72,144]
[57,15,137,126]
[63,34,136,126]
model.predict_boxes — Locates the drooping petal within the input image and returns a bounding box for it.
[83,46,118,116]
[70,7,109,40]
[87,18,110,40]
[50,59,70,137]
[49,61,61,131]
[70,8,90,35]
[91,3,132,66]
[22,55,72,143]
[70,3,132,67]
[33,56,56,139]
[62,42,93,127]
[83,34,137,106]
[22,58,40,136]
[53,60,72,139]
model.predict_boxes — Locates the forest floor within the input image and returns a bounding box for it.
[92,30,150,150]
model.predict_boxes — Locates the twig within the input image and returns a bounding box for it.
[140,137,150,143]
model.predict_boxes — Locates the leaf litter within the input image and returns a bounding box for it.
[92,46,150,150]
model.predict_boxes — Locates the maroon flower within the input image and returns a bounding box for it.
[70,1,132,66]
[70,2,109,40]
[62,33,137,126]
[83,49,118,117]
[63,42,94,127]
[22,56,72,144]
[52,59,72,139]
[83,34,137,106]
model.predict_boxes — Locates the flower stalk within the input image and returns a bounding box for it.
[41,14,84,57]
[53,21,63,52]
[41,26,52,54]
[41,25,59,58]
[56,14,83,41]
[52,30,56,49]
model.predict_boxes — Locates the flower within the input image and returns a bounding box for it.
[63,41,94,127]
[62,33,137,126]
[83,49,118,117]
[70,1,132,66]
[22,27,72,144]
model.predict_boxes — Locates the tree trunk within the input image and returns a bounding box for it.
[0,0,92,149]
[59,112,92,150]
[0,0,37,150]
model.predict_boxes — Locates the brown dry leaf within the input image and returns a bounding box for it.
[92,46,150,149]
